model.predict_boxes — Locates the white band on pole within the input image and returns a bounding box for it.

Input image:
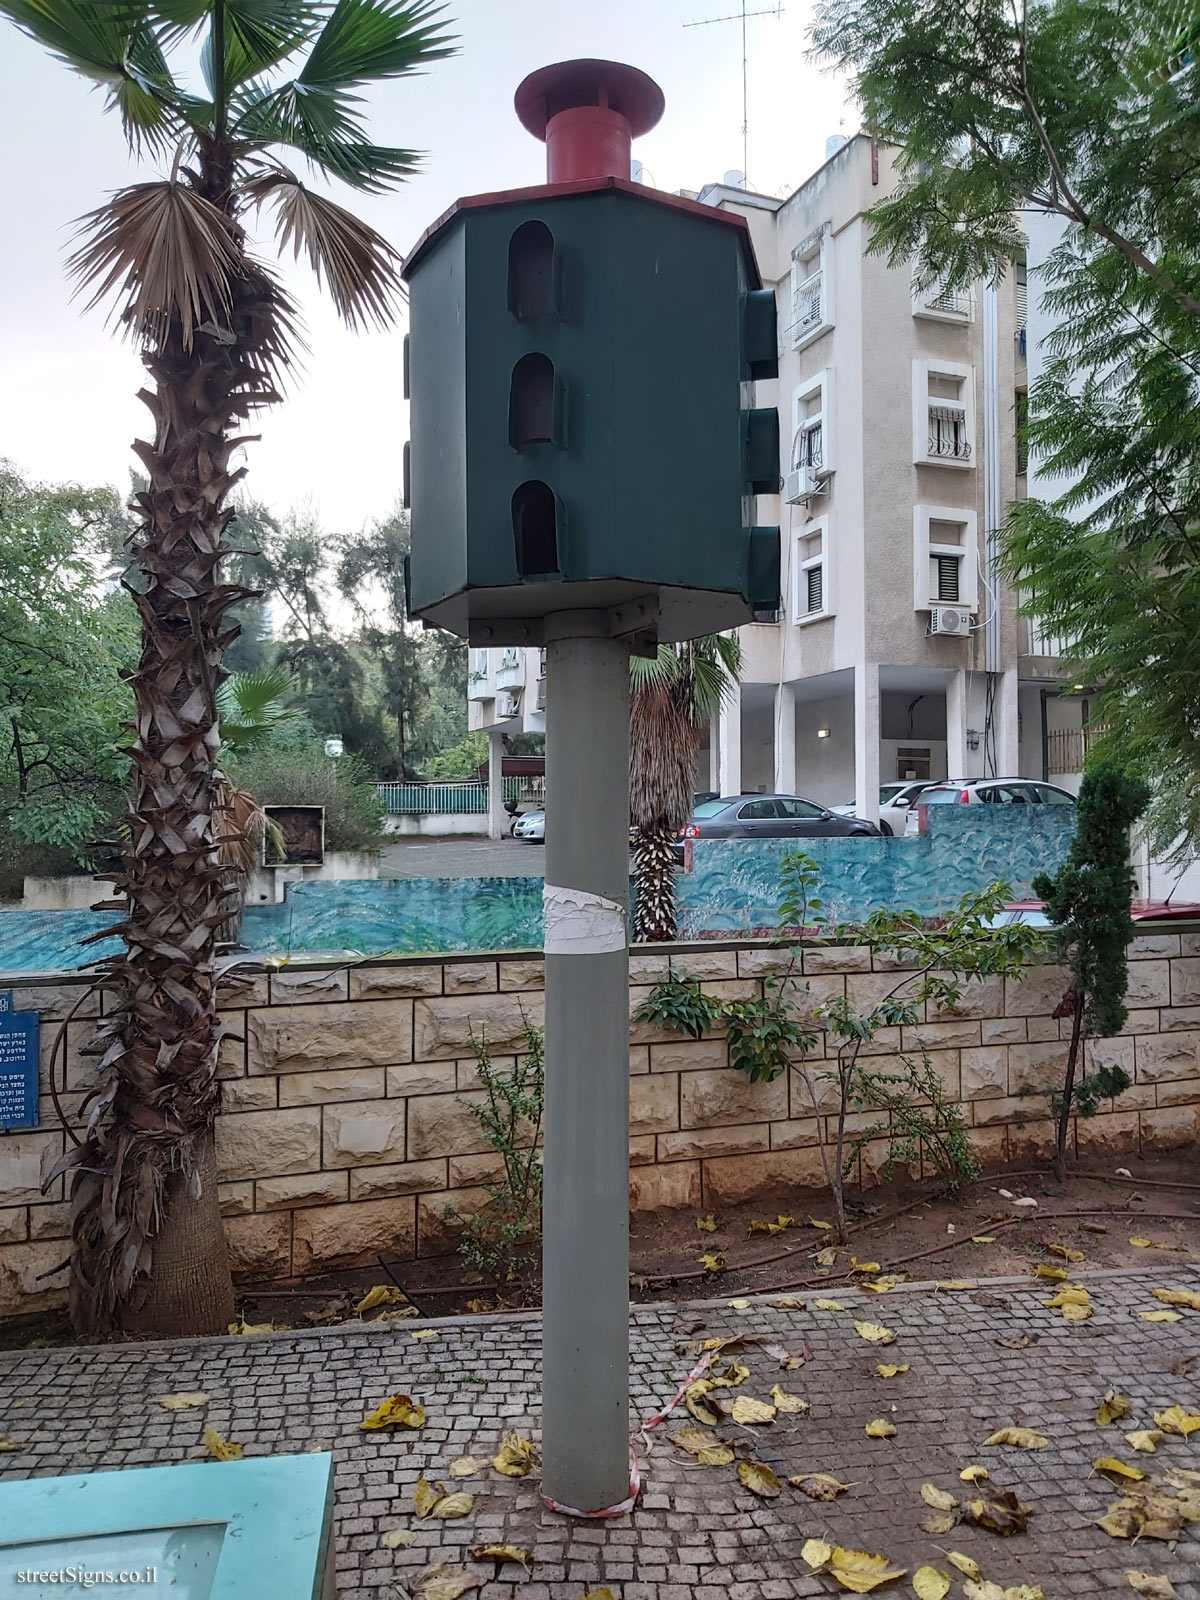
[543,883,627,955]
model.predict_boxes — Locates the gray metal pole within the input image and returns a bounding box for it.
[541,625,631,1513]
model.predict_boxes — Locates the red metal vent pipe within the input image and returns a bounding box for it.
[514,58,665,184]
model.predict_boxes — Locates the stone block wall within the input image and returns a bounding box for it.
[2,936,1199,1316]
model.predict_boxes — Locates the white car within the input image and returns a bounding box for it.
[905,777,1076,835]
[832,781,933,837]
[512,808,545,842]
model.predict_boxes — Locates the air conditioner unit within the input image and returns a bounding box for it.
[784,466,828,504]
[929,606,971,637]
[496,691,522,718]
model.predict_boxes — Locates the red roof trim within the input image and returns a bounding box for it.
[402,175,762,287]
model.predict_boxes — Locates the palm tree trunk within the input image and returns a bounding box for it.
[68,139,271,1337]
[632,822,679,942]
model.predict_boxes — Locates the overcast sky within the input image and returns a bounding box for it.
[0,0,852,534]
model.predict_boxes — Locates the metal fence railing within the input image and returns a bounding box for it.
[377,777,544,815]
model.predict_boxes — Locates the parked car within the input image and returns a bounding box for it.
[832,780,933,837]
[674,793,882,860]
[989,898,1200,929]
[513,808,545,842]
[905,778,1076,835]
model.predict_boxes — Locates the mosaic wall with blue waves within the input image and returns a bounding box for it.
[0,809,1072,972]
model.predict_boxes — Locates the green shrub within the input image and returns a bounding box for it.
[223,743,385,851]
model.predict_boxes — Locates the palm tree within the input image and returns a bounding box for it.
[629,635,741,943]
[3,0,455,1336]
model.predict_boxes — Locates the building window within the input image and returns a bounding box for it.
[912,271,974,322]
[794,516,832,623]
[789,369,834,492]
[913,359,975,468]
[913,505,977,612]
[1015,388,1029,476]
[1015,257,1028,359]
[789,224,834,349]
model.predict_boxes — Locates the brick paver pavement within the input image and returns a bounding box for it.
[1,1266,1198,1599]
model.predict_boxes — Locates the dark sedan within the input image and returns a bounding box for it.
[675,793,883,858]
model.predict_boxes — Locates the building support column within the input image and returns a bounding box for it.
[708,710,720,794]
[945,668,968,783]
[854,662,880,824]
[718,685,742,797]
[773,681,796,796]
[996,667,1020,776]
[487,728,506,840]
[541,629,631,1515]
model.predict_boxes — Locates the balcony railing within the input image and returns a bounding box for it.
[793,422,823,471]
[792,270,823,338]
[923,284,970,316]
[928,404,971,459]
[1046,724,1110,776]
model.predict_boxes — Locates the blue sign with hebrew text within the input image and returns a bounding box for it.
[0,990,39,1130]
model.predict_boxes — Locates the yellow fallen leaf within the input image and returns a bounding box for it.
[875,1363,909,1378]
[737,1458,782,1497]
[962,1584,1005,1600]
[414,1478,444,1517]
[815,1298,845,1311]
[382,1529,417,1549]
[1048,1243,1085,1262]
[696,1213,718,1232]
[851,1258,881,1273]
[728,1298,750,1310]
[468,1544,531,1570]
[203,1426,242,1461]
[810,1218,833,1230]
[984,1426,1049,1449]
[1125,1573,1180,1598]
[492,1430,535,1475]
[465,1298,490,1314]
[920,1482,958,1510]
[430,1491,474,1520]
[410,1564,485,1600]
[685,1384,719,1425]
[803,1538,834,1568]
[710,1360,750,1388]
[447,1456,483,1478]
[698,1252,726,1273]
[697,1444,736,1465]
[731,1395,776,1425]
[860,1276,900,1293]
[1034,1263,1068,1281]
[816,1246,838,1267]
[355,1284,408,1314]
[913,1567,951,1600]
[154,1391,209,1410]
[947,1553,982,1581]
[855,1320,896,1345]
[1130,1236,1164,1248]
[750,1215,791,1235]
[1151,1287,1200,1310]
[791,1472,852,1499]
[770,1384,809,1414]
[828,1545,908,1593]
[865,1417,897,1438]
[1097,1391,1133,1425]
[1139,1310,1182,1323]
[972,1235,997,1244]
[960,1465,989,1482]
[1154,1405,1200,1437]
[1062,1301,1092,1322]
[775,1295,806,1310]
[1094,1455,1146,1482]
[411,1329,438,1341]
[227,1319,274,1336]
[920,1510,958,1535]
[580,1592,618,1600]
[1125,1430,1163,1453]
[0,1439,25,1452]
[361,1394,426,1431]
[937,1280,978,1291]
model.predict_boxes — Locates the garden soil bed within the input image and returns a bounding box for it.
[4,1155,1198,1349]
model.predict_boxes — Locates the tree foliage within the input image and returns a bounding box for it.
[0,461,137,869]
[810,0,1200,854]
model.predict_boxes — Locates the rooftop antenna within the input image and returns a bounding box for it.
[684,2,783,185]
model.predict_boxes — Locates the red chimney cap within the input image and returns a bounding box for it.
[514,58,665,143]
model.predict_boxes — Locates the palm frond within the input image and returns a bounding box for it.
[244,164,405,328]
[200,0,322,94]
[300,0,456,88]
[231,78,419,191]
[2,2,187,152]
[629,642,685,694]
[67,179,241,349]
[217,666,299,750]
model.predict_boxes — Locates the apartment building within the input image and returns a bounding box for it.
[467,134,1084,830]
[467,644,545,834]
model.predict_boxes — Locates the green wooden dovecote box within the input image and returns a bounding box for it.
[402,59,780,647]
